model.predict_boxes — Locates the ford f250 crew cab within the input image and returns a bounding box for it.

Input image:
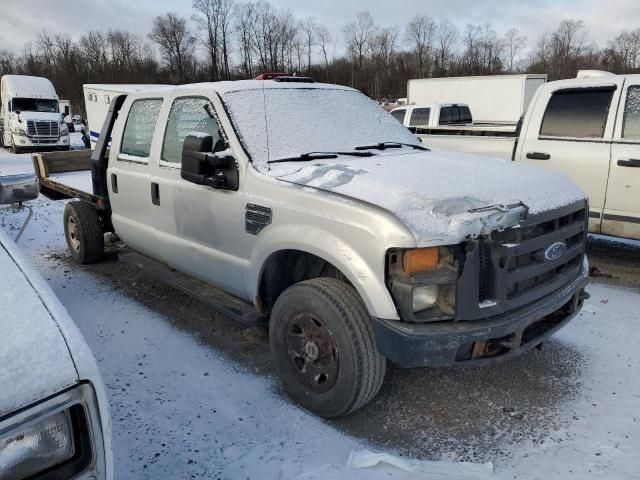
[33,78,590,418]
[415,71,640,240]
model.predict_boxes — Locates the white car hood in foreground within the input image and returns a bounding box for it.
[0,232,77,415]
[273,150,586,245]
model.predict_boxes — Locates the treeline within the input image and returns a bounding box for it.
[1,0,639,115]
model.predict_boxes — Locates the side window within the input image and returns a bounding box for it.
[540,88,615,138]
[622,86,640,140]
[120,99,162,158]
[439,107,452,125]
[390,109,406,123]
[458,106,472,124]
[162,97,221,164]
[409,108,431,127]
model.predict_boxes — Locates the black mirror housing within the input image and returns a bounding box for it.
[181,134,239,191]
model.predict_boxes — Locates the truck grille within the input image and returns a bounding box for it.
[457,201,587,320]
[26,120,59,138]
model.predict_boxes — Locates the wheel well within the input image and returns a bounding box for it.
[258,250,349,314]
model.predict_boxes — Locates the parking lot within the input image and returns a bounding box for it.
[1,146,638,478]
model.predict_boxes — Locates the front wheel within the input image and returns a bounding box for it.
[63,201,105,264]
[270,277,386,418]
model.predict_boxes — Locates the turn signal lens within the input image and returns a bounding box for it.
[403,247,439,274]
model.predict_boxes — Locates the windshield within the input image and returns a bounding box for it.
[221,86,420,169]
[12,98,59,113]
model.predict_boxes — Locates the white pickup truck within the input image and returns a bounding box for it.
[415,72,640,240]
[33,78,589,418]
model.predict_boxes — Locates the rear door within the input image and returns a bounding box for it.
[516,81,624,233]
[605,79,640,239]
[108,97,163,257]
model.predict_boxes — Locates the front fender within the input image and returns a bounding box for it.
[245,223,401,320]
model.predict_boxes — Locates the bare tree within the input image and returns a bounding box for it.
[192,0,234,80]
[316,25,331,80]
[149,12,197,83]
[343,11,375,84]
[405,15,435,78]
[435,19,458,75]
[504,28,526,72]
[301,16,317,72]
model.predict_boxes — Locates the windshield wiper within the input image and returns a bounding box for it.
[267,150,375,164]
[355,141,429,151]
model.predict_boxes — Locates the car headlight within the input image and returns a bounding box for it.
[0,411,74,480]
[60,123,69,136]
[12,125,26,136]
[387,247,458,322]
[0,383,105,480]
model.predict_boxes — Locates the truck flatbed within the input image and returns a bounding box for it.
[32,150,105,207]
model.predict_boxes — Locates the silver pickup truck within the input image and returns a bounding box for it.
[34,78,590,418]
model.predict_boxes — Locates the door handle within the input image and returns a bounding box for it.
[111,173,118,193]
[526,152,551,160]
[617,158,640,167]
[151,182,160,206]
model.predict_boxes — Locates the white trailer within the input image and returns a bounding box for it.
[407,74,547,125]
[83,84,167,149]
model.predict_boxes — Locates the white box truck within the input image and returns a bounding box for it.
[407,74,547,125]
[0,75,70,153]
[83,84,167,149]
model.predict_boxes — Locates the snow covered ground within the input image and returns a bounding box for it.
[1,148,639,479]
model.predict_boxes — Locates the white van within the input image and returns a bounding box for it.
[0,75,70,153]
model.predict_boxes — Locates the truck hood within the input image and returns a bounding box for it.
[272,150,586,245]
[12,110,62,123]
[0,230,78,416]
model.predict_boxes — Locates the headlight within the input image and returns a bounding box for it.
[12,125,26,136]
[0,383,105,480]
[60,123,69,136]
[387,247,458,322]
[412,285,439,312]
[0,411,74,480]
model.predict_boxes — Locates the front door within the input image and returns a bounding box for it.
[605,79,640,239]
[517,82,624,232]
[149,95,248,298]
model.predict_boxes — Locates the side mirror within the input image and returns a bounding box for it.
[181,134,238,191]
[0,173,39,205]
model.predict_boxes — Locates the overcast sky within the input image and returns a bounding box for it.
[0,0,638,56]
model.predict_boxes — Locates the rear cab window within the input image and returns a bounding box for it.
[161,97,221,165]
[119,98,163,161]
[439,105,471,125]
[540,87,615,138]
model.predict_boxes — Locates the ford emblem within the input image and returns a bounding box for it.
[544,241,567,261]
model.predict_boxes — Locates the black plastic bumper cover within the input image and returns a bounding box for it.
[373,272,589,368]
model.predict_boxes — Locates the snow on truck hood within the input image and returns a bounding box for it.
[0,230,78,416]
[272,150,586,245]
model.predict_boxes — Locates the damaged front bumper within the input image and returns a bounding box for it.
[373,266,589,368]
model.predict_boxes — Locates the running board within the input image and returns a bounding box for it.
[118,249,265,325]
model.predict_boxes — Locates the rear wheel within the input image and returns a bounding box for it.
[270,277,386,418]
[63,201,104,264]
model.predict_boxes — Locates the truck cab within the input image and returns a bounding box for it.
[1,75,70,153]
[390,103,473,131]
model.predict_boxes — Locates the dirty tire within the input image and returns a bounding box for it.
[63,201,104,264]
[270,277,386,418]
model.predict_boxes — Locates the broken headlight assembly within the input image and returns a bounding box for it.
[386,246,458,322]
[0,383,106,480]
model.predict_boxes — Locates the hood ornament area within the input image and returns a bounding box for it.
[544,241,567,261]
